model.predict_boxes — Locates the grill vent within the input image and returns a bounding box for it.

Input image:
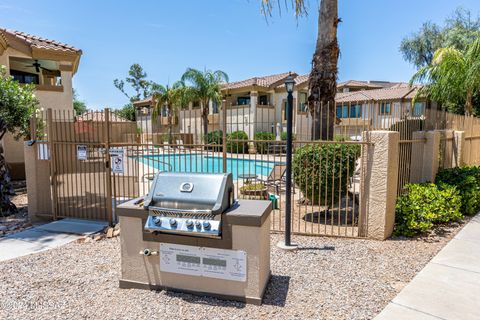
[149,209,215,220]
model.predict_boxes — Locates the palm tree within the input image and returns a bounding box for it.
[411,38,480,115]
[152,82,182,144]
[262,0,339,140]
[181,68,229,139]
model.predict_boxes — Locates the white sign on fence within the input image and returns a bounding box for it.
[37,143,49,160]
[76,145,88,160]
[109,148,124,155]
[111,153,124,174]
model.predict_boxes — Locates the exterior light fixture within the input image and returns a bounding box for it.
[278,72,298,250]
[285,74,295,94]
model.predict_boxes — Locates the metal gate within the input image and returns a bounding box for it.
[34,105,370,237]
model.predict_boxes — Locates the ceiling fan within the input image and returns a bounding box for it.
[24,60,54,73]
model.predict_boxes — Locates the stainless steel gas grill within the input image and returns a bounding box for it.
[143,172,234,238]
[117,171,272,305]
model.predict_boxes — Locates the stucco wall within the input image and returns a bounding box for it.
[1,45,76,177]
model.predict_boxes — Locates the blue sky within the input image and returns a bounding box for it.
[1,0,479,109]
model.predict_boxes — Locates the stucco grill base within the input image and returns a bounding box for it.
[117,199,272,305]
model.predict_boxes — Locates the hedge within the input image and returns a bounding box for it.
[226,131,248,153]
[254,132,275,154]
[292,143,360,205]
[436,166,480,216]
[394,183,462,237]
[281,131,296,141]
[204,130,223,150]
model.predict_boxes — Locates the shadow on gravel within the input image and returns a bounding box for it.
[296,245,335,251]
[163,275,291,308]
[164,291,246,309]
[389,220,466,243]
[262,275,290,307]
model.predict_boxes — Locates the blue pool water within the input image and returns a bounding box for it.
[137,154,278,180]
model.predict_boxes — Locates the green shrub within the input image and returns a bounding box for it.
[436,166,480,216]
[254,132,275,154]
[204,130,223,150]
[226,131,248,153]
[395,183,462,237]
[280,131,296,141]
[292,143,360,205]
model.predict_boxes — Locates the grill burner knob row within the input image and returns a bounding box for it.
[185,220,194,229]
[169,218,177,227]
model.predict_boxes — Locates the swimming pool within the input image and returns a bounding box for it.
[137,154,278,180]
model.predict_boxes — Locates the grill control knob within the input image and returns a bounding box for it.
[169,218,177,227]
[185,220,194,229]
[202,221,211,230]
[195,221,202,229]
[153,216,162,226]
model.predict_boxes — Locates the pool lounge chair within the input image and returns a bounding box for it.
[256,164,287,194]
[176,139,186,152]
[163,141,175,152]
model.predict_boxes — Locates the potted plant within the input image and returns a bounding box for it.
[240,182,268,199]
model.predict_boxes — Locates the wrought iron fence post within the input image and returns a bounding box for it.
[222,99,227,173]
[104,108,113,225]
[46,108,58,220]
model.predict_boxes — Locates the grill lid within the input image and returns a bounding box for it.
[143,172,234,215]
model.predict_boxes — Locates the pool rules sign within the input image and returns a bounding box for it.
[110,148,124,174]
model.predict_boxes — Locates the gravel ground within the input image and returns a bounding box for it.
[0,221,468,320]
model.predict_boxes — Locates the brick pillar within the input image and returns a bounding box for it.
[361,131,399,240]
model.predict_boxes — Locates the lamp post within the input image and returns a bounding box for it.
[278,74,298,250]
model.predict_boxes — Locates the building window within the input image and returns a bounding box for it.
[212,100,219,114]
[10,69,39,84]
[259,95,268,105]
[413,102,424,117]
[237,97,250,106]
[298,92,308,113]
[192,101,201,109]
[379,102,391,115]
[336,104,362,118]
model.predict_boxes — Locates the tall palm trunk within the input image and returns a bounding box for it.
[307,0,340,140]
[465,90,473,116]
[202,100,209,140]
[167,106,174,144]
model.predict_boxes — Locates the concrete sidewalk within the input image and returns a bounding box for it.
[376,214,480,320]
[0,219,107,262]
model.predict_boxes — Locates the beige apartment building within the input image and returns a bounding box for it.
[134,72,427,142]
[0,28,81,178]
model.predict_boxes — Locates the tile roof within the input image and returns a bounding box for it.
[77,111,131,122]
[337,80,384,89]
[294,74,309,86]
[335,86,419,103]
[222,72,295,90]
[0,28,82,54]
[133,97,155,106]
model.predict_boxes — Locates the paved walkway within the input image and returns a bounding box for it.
[376,213,480,320]
[0,219,107,262]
